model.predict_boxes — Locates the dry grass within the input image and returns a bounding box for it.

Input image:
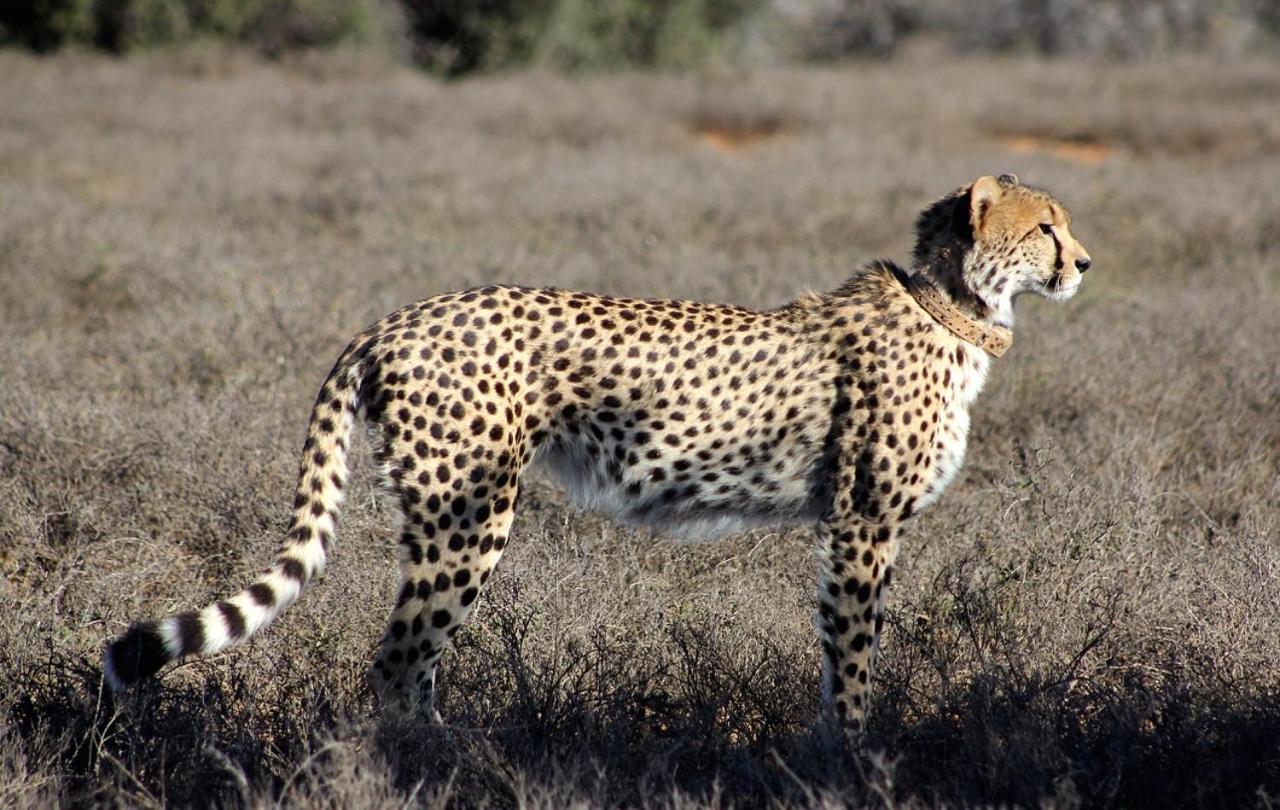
[1,49,1279,808]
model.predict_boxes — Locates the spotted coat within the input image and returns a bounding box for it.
[104,175,1091,732]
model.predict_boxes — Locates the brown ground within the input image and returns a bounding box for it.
[1,50,1279,808]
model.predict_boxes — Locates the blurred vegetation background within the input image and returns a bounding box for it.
[3,0,1279,74]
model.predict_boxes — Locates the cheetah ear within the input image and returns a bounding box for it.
[968,175,1004,232]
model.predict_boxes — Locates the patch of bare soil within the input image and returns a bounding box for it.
[998,133,1110,165]
[695,121,787,154]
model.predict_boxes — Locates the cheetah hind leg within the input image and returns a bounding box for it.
[369,471,519,722]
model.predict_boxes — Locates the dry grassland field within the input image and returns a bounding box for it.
[1,49,1279,808]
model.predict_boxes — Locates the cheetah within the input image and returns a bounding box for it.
[104,174,1091,732]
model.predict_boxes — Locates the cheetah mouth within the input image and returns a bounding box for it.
[1044,271,1081,301]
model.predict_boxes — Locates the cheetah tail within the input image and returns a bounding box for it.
[103,354,365,692]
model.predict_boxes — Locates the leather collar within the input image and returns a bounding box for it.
[899,271,1012,358]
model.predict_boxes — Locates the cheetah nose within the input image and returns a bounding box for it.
[1075,258,1091,273]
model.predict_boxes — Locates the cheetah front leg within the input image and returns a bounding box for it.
[814,513,901,736]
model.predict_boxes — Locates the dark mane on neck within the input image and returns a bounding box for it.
[912,187,991,319]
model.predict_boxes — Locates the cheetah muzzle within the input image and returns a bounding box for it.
[104,174,1091,734]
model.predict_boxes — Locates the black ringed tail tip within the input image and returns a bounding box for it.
[104,621,170,691]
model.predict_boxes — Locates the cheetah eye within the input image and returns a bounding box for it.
[1038,223,1054,235]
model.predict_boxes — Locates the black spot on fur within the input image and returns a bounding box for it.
[280,558,306,583]
[216,601,246,639]
[248,583,276,607]
[175,611,204,655]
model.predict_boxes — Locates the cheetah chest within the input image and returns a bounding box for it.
[917,342,990,511]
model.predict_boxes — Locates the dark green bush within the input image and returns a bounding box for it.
[0,0,97,51]
[789,0,1280,61]
[398,0,762,75]
[395,0,555,76]
[0,0,762,72]
[2,0,1278,72]
[0,0,392,54]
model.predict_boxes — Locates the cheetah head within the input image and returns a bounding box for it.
[914,174,1092,320]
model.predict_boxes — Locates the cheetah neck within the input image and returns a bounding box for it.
[899,270,1012,358]
[913,237,1018,333]
[960,252,1019,331]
